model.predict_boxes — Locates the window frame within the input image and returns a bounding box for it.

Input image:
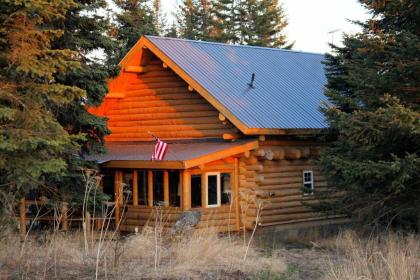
[302,170,314,196]
[205,172,221,208]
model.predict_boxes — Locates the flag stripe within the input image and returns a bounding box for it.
[151,138,168,160]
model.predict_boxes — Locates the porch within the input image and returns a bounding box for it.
[95,139,259,232]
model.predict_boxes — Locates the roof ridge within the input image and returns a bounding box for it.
[145,35,325,57]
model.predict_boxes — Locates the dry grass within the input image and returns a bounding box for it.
[0,228,285,279]
[323,230,420,280]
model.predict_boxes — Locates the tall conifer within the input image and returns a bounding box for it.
[113,0,158,60]
[319,0,420,229]
[0,1,84,204]
[239,0,291,48]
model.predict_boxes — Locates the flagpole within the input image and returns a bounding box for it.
[147,131,158,141]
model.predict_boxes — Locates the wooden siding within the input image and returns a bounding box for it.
[119,205,236,233]
[238,140,328,229]
[98,59,237,141]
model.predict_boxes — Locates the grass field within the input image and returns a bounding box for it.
[0,227,418,279]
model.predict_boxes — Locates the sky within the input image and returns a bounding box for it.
[159,0,370,54]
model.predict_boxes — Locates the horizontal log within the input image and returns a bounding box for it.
[114,98,207,110]
[109,123,226,134]
[135,69,173,78]
[262,165,320,173]
[301,148,311,159]
[239,181,258,189]
[126,81,186,90]
[130,76,182,85]
[194,225,238,233]
[242,156,259,165]
[123,93,202,103]
[252,149,265,157]
[263,171,301,179]
[107,129,234,139]
[124,87,194,97]
[272,150,285,160]
[259,212,324,224]
[108,111,218,122]
[196,218,236,228]
[241,164,263,172]
[109,117,221,127]
[262,159,312,166]
[258,182,328,192]
[242,171,257,178]
[124,65,148,73]
[260,177,302,186]
[247,206,312,217]
[108,104,214,115]
[284,148,302,160]
[223,133,239,140]
[239,174,264,183]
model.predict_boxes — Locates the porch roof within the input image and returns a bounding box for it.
[86,139,258,169]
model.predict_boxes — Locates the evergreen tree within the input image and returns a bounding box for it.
[113,0,158,60]
[211,0,239,43]
[50,0,119,200]
[238,0,291,48]
[0,1,84,205]
[176,0,203,40]
[319,0,420,229]
[152,0,166,36]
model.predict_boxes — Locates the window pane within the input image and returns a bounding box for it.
[138,171,148,206]
[221,173,231,204]
[169,171,180,207]
[191,175,202,208]
[207,175,218,206]
[123,171,133,204]
[153,171,164,205]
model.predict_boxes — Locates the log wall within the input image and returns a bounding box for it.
[102,59,237,141]
[238,140,328,229]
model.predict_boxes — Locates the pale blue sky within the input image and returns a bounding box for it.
[159,0,370,53]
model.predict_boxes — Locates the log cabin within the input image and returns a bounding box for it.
[87,35,339,233]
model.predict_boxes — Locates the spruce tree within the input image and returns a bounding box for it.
[211,0,239,43]
[176,0,203,40]
[319,0,420,229]
[238,0,291,48]
[113,0,158,60]
[0,1,84,205]
[50,0,119,200]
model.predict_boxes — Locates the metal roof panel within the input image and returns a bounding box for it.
[146,36,328,130]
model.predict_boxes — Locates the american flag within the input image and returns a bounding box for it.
[151,138,168,160]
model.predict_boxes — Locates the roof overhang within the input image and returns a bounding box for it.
[87,140,258,169]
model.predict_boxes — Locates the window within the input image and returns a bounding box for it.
[205,172,232,207]
[206,173,220,207]
[303,170,314,195]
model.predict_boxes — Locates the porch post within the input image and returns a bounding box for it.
[234,157,240,231]
[114,170,120,225]
[61,202,68,231]
[201,174,207,208]
[182,170,191,210]
[148,170,153,207]
[133,170,138,206]
[19,197,26,241]
[163,171,169,207]
[118,171,123,206]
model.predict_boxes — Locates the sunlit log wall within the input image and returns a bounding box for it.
[238,139,327,229]
[105,59,237,141]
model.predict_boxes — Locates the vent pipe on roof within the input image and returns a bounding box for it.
[248,73,256,88]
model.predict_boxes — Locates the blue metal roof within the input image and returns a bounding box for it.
[146,36,328,130]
